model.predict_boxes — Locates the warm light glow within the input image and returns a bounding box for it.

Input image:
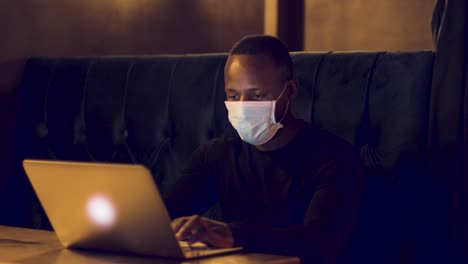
[86,194,116,229]
[264,0,278,36]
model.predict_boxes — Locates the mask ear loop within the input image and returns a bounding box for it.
[275,81,291,124]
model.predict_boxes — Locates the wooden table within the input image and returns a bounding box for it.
[0,225,300,264]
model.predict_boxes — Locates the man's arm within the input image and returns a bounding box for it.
[228,152,365,263]
[171,145,365,262]
[163,143,219,219]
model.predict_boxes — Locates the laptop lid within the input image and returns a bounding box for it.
[22,159,187,259]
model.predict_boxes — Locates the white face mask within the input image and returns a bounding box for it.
[224,84,289,146]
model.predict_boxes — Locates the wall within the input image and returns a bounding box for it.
[304,0,435,51]
[0,0,264,224]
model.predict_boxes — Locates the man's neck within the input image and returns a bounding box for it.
[254,113,303,151]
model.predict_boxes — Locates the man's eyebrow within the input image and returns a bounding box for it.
[225,88,262,93]
[225,88,238,93]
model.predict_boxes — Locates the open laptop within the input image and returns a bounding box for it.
[22,159,242,259]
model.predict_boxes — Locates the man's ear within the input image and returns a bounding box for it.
[288,79,299,99]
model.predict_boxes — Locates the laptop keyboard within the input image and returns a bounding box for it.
[178,241,211,251]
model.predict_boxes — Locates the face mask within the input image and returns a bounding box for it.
[224,83,289,146]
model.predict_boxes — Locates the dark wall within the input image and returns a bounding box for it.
[0,0,264,223]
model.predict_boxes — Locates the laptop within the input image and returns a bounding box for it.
[22,159,242,259]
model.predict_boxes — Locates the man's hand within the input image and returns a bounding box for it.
[171,215,234,248]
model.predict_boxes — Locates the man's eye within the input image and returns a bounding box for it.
[253,94,262,99]
[228,95,239,100]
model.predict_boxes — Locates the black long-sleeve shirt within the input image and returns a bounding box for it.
[164,121,365,263]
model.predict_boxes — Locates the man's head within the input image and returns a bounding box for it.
[224,35,295,104]
[224,35,299,147]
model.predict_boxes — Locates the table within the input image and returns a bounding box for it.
[0,225,300,264]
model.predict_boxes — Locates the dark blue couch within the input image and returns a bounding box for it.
[9,52,434,263]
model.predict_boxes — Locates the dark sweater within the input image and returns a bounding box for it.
[164,121,364,263]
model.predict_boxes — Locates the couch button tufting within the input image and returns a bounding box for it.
[35,123,48,139]
[73,119,87,144]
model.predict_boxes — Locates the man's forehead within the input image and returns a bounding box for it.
[224,57,285,92]
[225,54,276,70]
[224,54,282,81]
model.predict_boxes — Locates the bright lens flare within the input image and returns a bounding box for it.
[86,194,116,228]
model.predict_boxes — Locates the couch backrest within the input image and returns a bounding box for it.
[11,52,434,235]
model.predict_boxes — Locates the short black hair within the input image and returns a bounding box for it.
[229,35,293,81]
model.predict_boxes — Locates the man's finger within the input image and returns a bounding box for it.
[171,218,188,233]
[197,219,233,248]
[193,224,212,245]
[176,215,200,240]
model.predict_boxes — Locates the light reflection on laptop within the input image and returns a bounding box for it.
[86,193,117,230]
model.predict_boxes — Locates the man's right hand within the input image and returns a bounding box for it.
[171,215,234,248]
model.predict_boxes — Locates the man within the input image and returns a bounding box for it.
[164,35,364,263]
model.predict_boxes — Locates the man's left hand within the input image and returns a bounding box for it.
[171,215,234,248]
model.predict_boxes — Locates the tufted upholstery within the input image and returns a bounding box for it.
[10,52,433,262]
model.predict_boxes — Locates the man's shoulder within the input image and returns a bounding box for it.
[315,127,354,150]
[301,123,361,161]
